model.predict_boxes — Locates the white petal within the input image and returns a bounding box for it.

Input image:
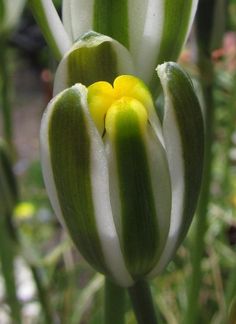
[62,0,94,42]
[39,0,72,56]
[129,0,164,84]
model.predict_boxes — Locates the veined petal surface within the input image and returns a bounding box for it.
[54,32,135,95]
[149,62,204,277]
[40,85,133,287]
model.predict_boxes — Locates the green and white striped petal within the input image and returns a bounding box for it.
[54,32,135,95]
[62,0,94,43]
[149,62,204,276]
[29,0,72,60]
[62,0,198,86]
[40,84,133,287]
[0,140,18,215]
[105,97,171,280]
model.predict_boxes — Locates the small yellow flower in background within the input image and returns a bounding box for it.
[14,202,36,221]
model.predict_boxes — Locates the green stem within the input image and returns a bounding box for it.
[128,280,158,324]
[221,75,236,202]
[104,277,126,324]
[30,266,54,324]
[183,52,214,324]
[182,0,227,321]
[0,215,21,323]
[0,38,13,148]
[226,266,236,308]
[224,79,236,316]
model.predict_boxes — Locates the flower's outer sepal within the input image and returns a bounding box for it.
[0,140,18,215]
[40,84,133,287]
[149,62,204,276]
[54,32,135,95]
[62,0,198,89]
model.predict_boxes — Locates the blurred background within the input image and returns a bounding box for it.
[0,0,236,323]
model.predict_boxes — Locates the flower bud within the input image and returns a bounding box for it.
[40,63,204,286]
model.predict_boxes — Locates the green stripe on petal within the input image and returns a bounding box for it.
[67,41,117,88]
[149,62,204,276]
[149,0,198,93]
[93,0,129,48]
[54,32,135,95]
[129,0,198,88]
[40,85,133,286]
[157,0,194,63]
[62,0,129,47]
[48,87,107,274]
[106,98,171,279]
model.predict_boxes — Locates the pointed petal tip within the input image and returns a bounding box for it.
[156,62,179,80]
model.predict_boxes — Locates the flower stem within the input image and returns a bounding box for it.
[0,214,21,323]
[183,0,223,321]
[183,68,214,324]
[128,280,158,324]
[30,266,54,323]
[0,39,13,149]
[104,277,126,324]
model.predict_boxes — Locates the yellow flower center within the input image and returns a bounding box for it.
[87,75,153,135]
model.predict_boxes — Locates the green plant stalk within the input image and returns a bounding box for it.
[0,39,13,148]
[0,214,21,323]
[104,277,126,324]
[16,236,55,322]
[221,74,236,202]
[183,0,227,321]
[30,266,54,324]
[1,201,54,323]
[224,76,236,316]
[0,210,54,323]
[225,266,236,318]
[128,280,158,324]
[183,53,215,324]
